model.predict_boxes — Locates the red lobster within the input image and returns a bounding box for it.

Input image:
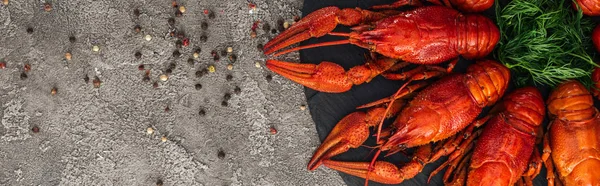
[574,0,600,16]
[264,5,499,93]
[543,80,600,185]
[426,87,545,186]
[309,60,509,185]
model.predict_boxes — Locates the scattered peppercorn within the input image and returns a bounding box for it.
[51,87,57,96]
[234,86,241,95]
[217,149,225,159]
[201,22,208,30]
[93,76,101,88]
[83,75,90,83]
[175,40,182,48]
[69,36,76,43]
[0,61,5,69]
[203,9,209,15]
[176,32,185,39]
[277,19,285,32]
[43,3,52,12]
[182,38,189,47]
[195,83,202,90]
[142,76,150,82]
[198,109,206,116]
[269,126,277,135]
[187,58,194,65]
[161,136,167,142]
[283,21,290,29]
[168,18,175,26]
[223,93,231,101]
[228,55,237,63]
[156,179,163,186]
[171,0,177,7]
[226,64,233,71]
[135,51,142,59]
[179,6,186,13]
[294,16,301,22]
[144,34,152,41]
[168,63,176,70]
[153,81,159,88]
[263,23,271,33]
[300,104,307,110]
[172,50,181,58]
[164,106,170,112]
[134,25,141,33]
[147,127,154,134]
[2,0,8,6]
[271,29,277,34]
[257,44,263,52]
[213,55,220,61]
[207,65,216,73]
[195,69,207,78]
[221,101,228,107]
[138,64,145,70]
[175,10,182,17]
[133,8,140,17]
[165,68,172,74]
[32,126,39,133]
[24,64,31,72]
[208,11,215,19]
[194,48,201,58]
[250,31,257,38]
[200,35,208,42]
[226,74,233,81]
[92,45,100,52]
[26,27,33,34]
[266,74,272,82]
[65,52,72,60]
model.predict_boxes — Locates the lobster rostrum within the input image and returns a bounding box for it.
[264,5,499,93]
[543,80,600,186]
[309,60,509,185]
[426,87,546,186]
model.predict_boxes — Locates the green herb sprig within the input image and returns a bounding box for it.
[495,0,597,87]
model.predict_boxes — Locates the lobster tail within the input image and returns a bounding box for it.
[457,14,500,60]
[547,80,597,122]
[465,60,510,107]
[451,0,494,13]
[501,87,546,127]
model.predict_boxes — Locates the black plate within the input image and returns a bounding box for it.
[299,0,551,185]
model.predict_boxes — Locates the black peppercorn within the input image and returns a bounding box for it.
[221,101,228,107]
[135,51,142,59]
[69,36,76,43]
[195,83,202,90]
[277,19,285,32]
[168,18,175,26]
[172,50,181,58]
[165,68,172,74]
[83,75,90,83]
[187,58,194,65]
[263,23,271,33]
[217,149,225,159]
[133,8,140,17]
[169,63,176,70]
[271,29,277,34]
[226,74,233,81]
[223,93,231,101]
[220,49,227,57]
[199,109,206,116]
[257,44,263,51]
[201,22,208,30]
[20,72,27,80]
[200,35,208,42]
[26,27,33,34]
[208,11,215,19]
[175,40,182,48]
[266,74,272,82]
[234,86,241,95]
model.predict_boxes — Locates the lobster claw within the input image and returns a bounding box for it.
[323,160,406,184]
[266,59,370,93]
[308,102,405,170]
[263,6,345,55]
[322,144,432,185]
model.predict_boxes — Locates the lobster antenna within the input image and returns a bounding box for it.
[376,79,414,143]
[365,149,382,186]
[272,40,350,56]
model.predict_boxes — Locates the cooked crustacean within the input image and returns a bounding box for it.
[307,60,509,185]
[573,0,600,16]
[543,80,600,185]
[264,5,499,93]
[426,87,545,186]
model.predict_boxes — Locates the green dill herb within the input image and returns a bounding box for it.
[494,0,596,87]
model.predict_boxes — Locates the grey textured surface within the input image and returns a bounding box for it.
[0,0,344,185]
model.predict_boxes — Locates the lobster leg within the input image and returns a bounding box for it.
[542,132,556,186]
[266,57,399,93]
[428,116,490,163]
[263,7,396,55]
[322,144,433,185]
[307,100,405,171]
[428,129,480,182]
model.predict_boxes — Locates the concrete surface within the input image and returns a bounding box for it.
[0,0,344,185]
